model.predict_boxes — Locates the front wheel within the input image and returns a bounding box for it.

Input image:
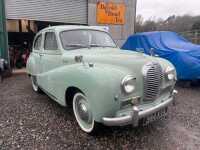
[73,93,99,134]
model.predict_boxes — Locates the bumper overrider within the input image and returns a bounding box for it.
[102,90,178,127]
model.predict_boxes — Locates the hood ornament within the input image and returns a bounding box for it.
[149,48,155,56]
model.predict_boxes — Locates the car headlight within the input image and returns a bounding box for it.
[121,75,136,94]
[165,66,176,80]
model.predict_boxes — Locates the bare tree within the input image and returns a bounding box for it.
[135,14,200,33]
[135,15,144,32]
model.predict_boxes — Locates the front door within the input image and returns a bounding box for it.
[32,33,43,76]
[39,31,62,98]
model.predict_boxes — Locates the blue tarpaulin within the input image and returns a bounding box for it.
[122,31,200,80]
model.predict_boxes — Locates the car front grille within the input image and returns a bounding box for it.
[143,62,163,102]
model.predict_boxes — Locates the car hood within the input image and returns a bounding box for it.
[62,48,163,73]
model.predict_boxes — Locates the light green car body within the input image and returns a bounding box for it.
[27,26,176,124]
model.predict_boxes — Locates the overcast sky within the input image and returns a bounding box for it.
[137,0,200,21]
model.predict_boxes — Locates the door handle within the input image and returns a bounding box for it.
[39,54,43,57]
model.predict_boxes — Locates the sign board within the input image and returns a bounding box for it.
[96,1,125,25]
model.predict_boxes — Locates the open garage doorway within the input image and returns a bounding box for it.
[7,19,70,69]
[7,19,36,69]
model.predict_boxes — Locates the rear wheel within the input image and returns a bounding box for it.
[31,76,41,93]
[73,93,99,134]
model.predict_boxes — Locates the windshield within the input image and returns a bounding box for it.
[60,29,117,50]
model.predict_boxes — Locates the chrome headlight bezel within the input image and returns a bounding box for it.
[165,66,176,81]
[121,75,136,94]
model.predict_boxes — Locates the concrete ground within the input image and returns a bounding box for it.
[0,74,200,150]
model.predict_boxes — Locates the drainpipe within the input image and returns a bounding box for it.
[133,0,137,34]
[0,0,10,68]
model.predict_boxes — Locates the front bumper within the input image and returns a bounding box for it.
[102,90,177,127]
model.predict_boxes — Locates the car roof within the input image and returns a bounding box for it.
[37,25,109,34]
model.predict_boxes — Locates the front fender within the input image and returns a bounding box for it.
[41,63,131,122]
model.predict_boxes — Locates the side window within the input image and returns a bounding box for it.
[34,34,42,50]
[44,32,58,50]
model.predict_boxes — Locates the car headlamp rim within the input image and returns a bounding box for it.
[167,73,175,80]
[165,66,175,74]
[165,66,176,80]
[121,75,136,84]
[121,75,136,94]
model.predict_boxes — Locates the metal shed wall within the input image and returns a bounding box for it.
[5,0,88,24]
[88,0,137,47]
[0,0,9,60]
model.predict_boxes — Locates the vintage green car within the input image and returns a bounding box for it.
[27,25,177,133]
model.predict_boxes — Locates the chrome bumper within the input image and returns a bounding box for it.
[102,90,177,127]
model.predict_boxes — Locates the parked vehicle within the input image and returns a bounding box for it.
[122,31,200,80]
[0,58,8,82]
[27,26,177,133]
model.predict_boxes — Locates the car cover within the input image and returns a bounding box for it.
[122,31,200,80]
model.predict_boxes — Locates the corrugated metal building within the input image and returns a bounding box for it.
[5,0,136,46]
[1,0,136,64]
[6,0,88,25]
[89,0,137,46]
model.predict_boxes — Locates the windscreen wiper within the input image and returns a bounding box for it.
[65,44,89,49]
[89,44,103,47]
[89,44,116,48]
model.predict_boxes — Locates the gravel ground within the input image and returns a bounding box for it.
[0,74,200,150]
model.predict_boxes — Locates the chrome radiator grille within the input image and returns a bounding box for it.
[143,62,163,101]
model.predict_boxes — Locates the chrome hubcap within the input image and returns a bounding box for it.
[73,93,94,133]
[78,102,89,122]
[76,98,91,124]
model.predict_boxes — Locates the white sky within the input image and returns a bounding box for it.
[137,0,200,21]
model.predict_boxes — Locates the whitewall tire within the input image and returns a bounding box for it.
[31,76,41,93]
[73,93,98,133]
